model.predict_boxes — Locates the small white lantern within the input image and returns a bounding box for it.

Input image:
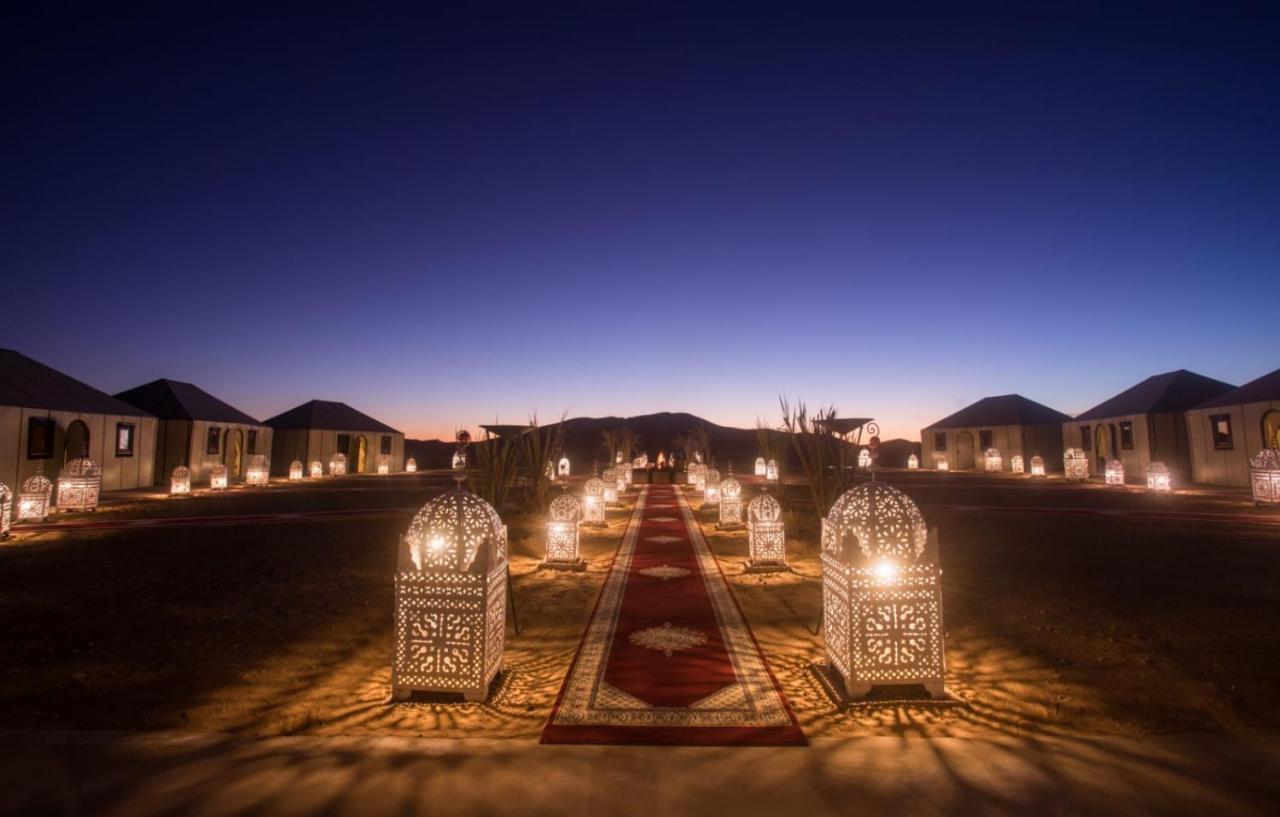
[17,471,53,522]
[245,455,270,487]
[170,466,191,496]
[0,482,11,539]
[582,476,606,526]
[766,459,779,481]
[821,482,946,699]
[289,460,304,481]
[557,456,570,477]
[1030,455,1046,477]
[746,491,786,571]
[378,456,390,475]
[391,487,507,702]
[983,448,1002,472]
[56,457,101,512]
[858,448,872,469]
[330,452,347,476]
[632,454,648,469]
[1010,454,1024,474]
[601,467,619,506]
[754,457,767,477]
[1250,449,1280,504]
[614,465,628,493]
[717,473,743,530]
[1146,461,1172,493]
[935,455,949,472]
[544,492,584,569]
[406,457,418,473]
[1105,459,1125,486]
[703,468,722,505]
[452,451,466,470]
[209,463,228,490]
[689,462,707,491]
[309,460,324,478]
[1063,448,1088,481]
[907,454,919,470]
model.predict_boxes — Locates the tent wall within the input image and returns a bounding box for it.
[1187,400,1280,487]
[0,405,157,493]
[920,423,1062,471]
[270,428,404,475]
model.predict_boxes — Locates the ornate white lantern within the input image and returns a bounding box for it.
[289,460,304,481]
[821,483,945,699]
[170,466,191,496]
[391,488,508,702]
[406,457,418,473]
[1010,455,1024,474]
[245,455,270,487]
[330,452,347,476]
[1250,449,1280,504]
[754,457,767,477]
[582,476,606,526]
[766,458,779,481]
[1030,455,1046,477]
[935,455,949,472]
[632,454,648,469]
[907,454,919,470]
[689,462,707,491]
[746,491,785,571]
[557,456,570,477]
[703,468,721,505]
[0,482,10,539]
[601,467,619,505]
[983,448,1002,472]
[309,460,323,478]
[614,465,628,493]
[858,448,872,469]
[1146,461,1172,492]
[209,463,228,490]
[57,458,102,511]
[451,451,466,471]
[544,492,584,569]
[1104,459,1125,486]
[717,474,743,529]
[1063,448,1088,481]
[17,471,53,522]
[378,456,390,475]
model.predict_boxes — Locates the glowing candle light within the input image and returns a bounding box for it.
[170,466,191,496]
[1146,461,1172,493]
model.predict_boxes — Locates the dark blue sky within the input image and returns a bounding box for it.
[4,3,1277,439]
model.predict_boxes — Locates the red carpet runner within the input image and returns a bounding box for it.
[542,484,805,745]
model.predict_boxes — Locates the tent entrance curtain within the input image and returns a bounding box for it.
[955,431,974,469]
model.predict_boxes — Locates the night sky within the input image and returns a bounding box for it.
[4,4,1277,441]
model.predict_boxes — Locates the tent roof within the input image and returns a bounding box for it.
[1193,367,1280,409]
[925,394,1070,430]
[1074,370,1235,421]
[0,349,152,418]
[265,399,399,433]
[115,378,261,425]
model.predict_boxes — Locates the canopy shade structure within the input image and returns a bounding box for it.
[813,417,874,437]
[478,424,535,438]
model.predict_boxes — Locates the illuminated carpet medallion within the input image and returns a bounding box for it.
[543,485,804,745]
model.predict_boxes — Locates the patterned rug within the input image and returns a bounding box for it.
[541,485,806,745]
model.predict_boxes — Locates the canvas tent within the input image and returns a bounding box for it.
[921,394,1069,471]
[265,399,404,475]
[1185,367,1280,487]
[0,349,158,493]
[115,379,272,485]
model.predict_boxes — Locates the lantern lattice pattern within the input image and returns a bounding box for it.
[245,455,270,487]
[1105,459,1125,486]
[544,492,584,568]
[601,467,619,505]
[406,457,417,473]
[907,454,919,470]
[703,468,721,505]
[1250,449,1280,504]
[582,477,606,526]
[820,482,945,699]
[717,475,743,529]
[330,453,347,476]
[1010,455,1024,474]
[1146,461,1172,492]
[936,455,949,472]
[746,491,786,571]
[1030,455,1046,477]
[57,458,102,511]
[766,459,779,481]
[17,472,53,522]
[754,457,767,477]
[209,463,228,490]
[557,457,570,477]
[392,488,508,701]
[289,460,304,481]
[171,466,191,496]
[378,456,390,475]
[0,482,10,539]
[858,449,872,469]
[309,460,323,478]
[983,448,1002,472]
[1063,448,1088,481]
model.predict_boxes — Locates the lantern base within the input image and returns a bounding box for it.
[744,561,788,574]
[582,521,607,529]
[539,558,587,572]
[716,521,744,531]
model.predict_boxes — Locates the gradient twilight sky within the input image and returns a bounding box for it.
[3,4,1277,441]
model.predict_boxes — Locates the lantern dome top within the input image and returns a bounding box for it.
[61,457,100,478]
[172,465,190,477]
[549,491,581,521]
[1064,447,1086,459]
[1147,461,1169,474]
[333,452,347,462]
[755,456,765,466]
[1106,459,1123,469]
[825,482,927,562]
[984,448,1000,457]
[720,476,741,499]
[1251,448,1280,470]
[584,477,605,495]
[748,491,781,523]
[22,473,53,493]
[209,462,227,473]
[290,459,302,468]
[1031,454,1045,464]
[704,468,721,483]
[249,454,267,467]
[404,488,505,573]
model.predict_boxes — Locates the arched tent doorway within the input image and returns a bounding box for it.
[1095,424,1115,472]
[356,435,368,473]
[65,420,90,463]
[223,428,244,478]
[1264,410,1280,450]
[955,431,975,469]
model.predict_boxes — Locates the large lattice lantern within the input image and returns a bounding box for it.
[1010,454,1024,474]
[1030,455,1046,477]
[170,466,191,496]
[755,457,767,477]
[907,454,919,470]
[0,483,10,539]
[1146,461,1172,493]
[406,457,417,474]
[330,452,347,476]
[1250,449,1280,504]
[557,456,570,478]
[1105,459,1125,486]
[703,468,722,505]
[582,475,606,527]
[1063,448,1088,481]
[391,487,508,702]
[766,458,779,481]
[378,456,390,475]
[289,460,304,481]
[57,457,101,512]
[209,463,228,490]
[544,491,585,570]
[717,473,743,530]
[746,490,786,572]
[858,448,872,469]
[983,448,1002,472]
[17,470,53,522]
[245,455,270,487]
[309,460,323,478]
[820,483,946,699]
[601,467,619,506]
